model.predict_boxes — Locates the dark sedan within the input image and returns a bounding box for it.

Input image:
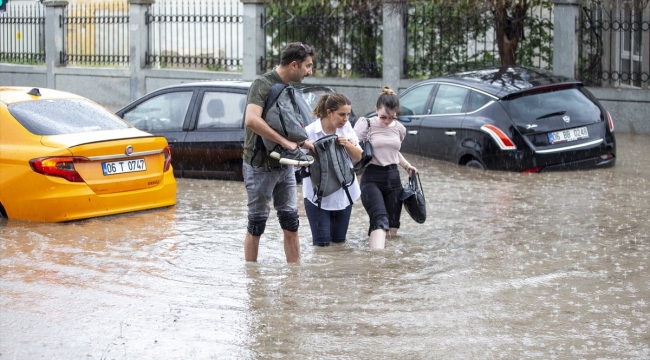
[116,81,352,180]
[395,67,616,172]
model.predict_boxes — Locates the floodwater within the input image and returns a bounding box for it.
[1,134,649,359]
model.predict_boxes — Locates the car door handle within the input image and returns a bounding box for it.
[407,130,418,135]
[166,138,178,146]
[445,131,456,136]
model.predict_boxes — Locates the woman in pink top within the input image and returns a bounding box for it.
[353,86,418,249]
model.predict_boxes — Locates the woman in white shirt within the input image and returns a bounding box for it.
[301,93,362,246]
[353,86,418,249]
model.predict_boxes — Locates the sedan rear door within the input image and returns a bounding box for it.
[418,84,469,162]
[396,83,436,155]
[182,88,248,179]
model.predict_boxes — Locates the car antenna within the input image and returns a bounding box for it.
[27,88,42,96]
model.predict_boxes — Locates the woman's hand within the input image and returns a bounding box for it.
[336,136,350,147]
[398,152,417,175]
[405,164,418,176]
[338,136,362,163]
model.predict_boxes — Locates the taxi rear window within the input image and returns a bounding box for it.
[9,98,130,135]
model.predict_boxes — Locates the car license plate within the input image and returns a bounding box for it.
[548,127,589,144]
[102,158,146,175]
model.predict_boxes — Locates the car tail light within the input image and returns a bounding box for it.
[29,157,89,182]
[480,125,516,150]
[163,146,172,172]
[606,110,614,132]
[523,167,542,173]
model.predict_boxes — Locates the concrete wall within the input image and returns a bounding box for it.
[0,63,385,115]
[590,87,650,134]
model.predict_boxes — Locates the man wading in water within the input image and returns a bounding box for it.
[241,42,316,263]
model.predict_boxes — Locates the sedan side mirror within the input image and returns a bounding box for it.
[398,116,411,123]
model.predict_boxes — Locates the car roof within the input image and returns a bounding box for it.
[154,80,254,91]
[148,80,334,94]
[292,84,335,91]
[415,67,582,98]
[0,86,85,104]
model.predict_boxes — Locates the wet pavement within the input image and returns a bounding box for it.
[1,133,649,359]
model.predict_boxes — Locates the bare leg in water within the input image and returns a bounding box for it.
[244,231,300,263]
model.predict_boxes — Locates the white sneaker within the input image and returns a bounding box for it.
[278,148,314,166]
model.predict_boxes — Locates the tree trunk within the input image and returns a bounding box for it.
[493,0,529,67]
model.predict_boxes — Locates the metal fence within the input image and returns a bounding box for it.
[146,0,243,71]
[3,0,647,89]
[263,2,382,78]
[579,0,650,88]
[61,0,130,66]
[0,1,45,64]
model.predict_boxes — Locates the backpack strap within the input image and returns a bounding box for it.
[331,139,355,206]
[313,135,333,207]
[286,86,302,121]
[249,134,267,168]
[274,85,302,137]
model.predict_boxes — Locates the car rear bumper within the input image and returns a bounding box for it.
[1,171,176,222]
[539,154,616,172]
[481,136,616,172]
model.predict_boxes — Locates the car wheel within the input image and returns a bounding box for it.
[466,159,485,170]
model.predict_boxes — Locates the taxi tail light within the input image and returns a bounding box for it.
[29,157,89,182]
[606,110,615,132]
[480,124,516,150]
[163,146,172,172]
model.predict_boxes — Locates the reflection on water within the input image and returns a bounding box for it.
[1,134,648,358]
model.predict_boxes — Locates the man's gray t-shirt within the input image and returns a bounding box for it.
[243,70,284,167]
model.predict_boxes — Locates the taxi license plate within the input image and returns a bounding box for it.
[102,158,146,175]
[548,127,589,144]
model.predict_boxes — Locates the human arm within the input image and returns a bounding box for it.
[398,152,418,175]
[338,136,362,163]
[244,103,299,151]
[300,140,315,153]
[353,117,369,142]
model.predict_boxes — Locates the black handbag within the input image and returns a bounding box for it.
[353,117,373,171]
[400,173,426,224]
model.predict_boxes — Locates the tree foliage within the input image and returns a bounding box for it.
[265,0,382,77]
[265,0,553,78]
[398,0,552,70]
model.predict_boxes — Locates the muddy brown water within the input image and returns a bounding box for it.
[1,134,649,359]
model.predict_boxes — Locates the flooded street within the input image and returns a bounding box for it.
[1,133,648,359]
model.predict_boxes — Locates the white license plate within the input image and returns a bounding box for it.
[102,158,146,175]
[548,127,589,144]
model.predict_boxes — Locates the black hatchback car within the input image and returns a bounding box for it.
[395,67,616,172]
[116,81,353,180]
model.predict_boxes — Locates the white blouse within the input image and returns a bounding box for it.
[301,119,361,210]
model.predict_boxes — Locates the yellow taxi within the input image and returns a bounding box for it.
[0,87,176,222]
